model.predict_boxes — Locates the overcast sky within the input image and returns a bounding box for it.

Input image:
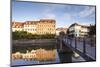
[12,0,96,28]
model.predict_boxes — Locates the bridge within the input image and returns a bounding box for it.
[56,36,96,63]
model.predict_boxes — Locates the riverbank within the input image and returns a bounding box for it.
[12,39,57,53]
[13,39,56,45]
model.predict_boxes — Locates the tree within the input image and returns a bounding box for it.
[88,24,96,36]
[12,31,56,40]
[59,31,65,37]
[66,28,70,34]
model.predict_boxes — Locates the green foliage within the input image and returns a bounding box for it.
[12,31,55,40]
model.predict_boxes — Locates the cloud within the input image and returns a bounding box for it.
[78,6,95,18]
[41,4,71,19]
[62,13,72,20]
[42,13,56,19]
[39,6,56,19]
[77,22,91,26]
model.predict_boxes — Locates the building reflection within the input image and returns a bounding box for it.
[12,48,56,61]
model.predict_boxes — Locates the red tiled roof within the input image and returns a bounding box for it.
[56,28,67,31]
[69,23,90,28]
[12,22,23,28]
[40,19,56,23]
[24,21,38,25]
[12,19,56,28]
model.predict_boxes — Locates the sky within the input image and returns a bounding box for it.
[12,0,96,28]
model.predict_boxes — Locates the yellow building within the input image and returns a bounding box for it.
[12,19,56,35]
[37,19,56,35]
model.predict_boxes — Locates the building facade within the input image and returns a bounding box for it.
[23,21,37,34]
[12,19,56,35]
[68,23,89,37]
[56,28,67,36]
[12,22,23,32]
[37,19,56,35]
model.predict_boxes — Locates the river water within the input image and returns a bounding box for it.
[12,42,60,66]
[12,49,60,66]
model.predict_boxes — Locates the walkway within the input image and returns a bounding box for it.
[62,37,96,61]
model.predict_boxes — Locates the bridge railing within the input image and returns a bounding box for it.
[63,37,96,60]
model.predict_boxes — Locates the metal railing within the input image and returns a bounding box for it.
[62,37,96,60]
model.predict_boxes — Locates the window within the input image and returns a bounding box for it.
[76,34,77,36]
[34,29,36,31]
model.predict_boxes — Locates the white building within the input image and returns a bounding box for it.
[68,23,89,37]
[12,22,23,32]
[56,28,67,36]
[23,21,37,34]
[12,21,37,34]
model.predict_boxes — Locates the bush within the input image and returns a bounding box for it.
[12,31,55,40]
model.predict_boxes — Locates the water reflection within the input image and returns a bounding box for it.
[12,48,60,66]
